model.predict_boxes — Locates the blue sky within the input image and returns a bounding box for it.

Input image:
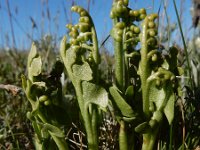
[0,0,193,50]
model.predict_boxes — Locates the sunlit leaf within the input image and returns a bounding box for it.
[60,36,67,58]
[82,81,108,109]
[28,43,37,67]
[164,88,175,125]
[149,81,175,124]
[72,62,93,81]
[29,56,42,77]
[109,86,135,117]
[149,83,166,110]
[65,47,77,67]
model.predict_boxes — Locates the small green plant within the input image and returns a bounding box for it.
[108,0,181,149]
[22,0,182,149]
[22,44,69,150]
[60,5,109,149]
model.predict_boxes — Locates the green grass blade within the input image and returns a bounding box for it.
[173,0,193,89]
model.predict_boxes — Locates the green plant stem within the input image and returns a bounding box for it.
[142,129,158,150]
[112,19,129,150]
[50,133,69,150]
[75,82,98,150]
[114,40,124,92]
[91,26,100,65]
[123,27,130,89]
[60,37,98,149]
[124,52,129,89]
[85,18,100,149]
[38,111,48,123]
[112,17,124,92]
[84,109,98,149]
[90,18,100,83]
[119,120,128,150]
[140,15,161,150]
[91,107,99,148]
[34,137,45,150]
[80,17,100,149]
[32,120,42,141]
[140,17,151,119]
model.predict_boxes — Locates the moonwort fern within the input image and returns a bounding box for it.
[22,0,182,149]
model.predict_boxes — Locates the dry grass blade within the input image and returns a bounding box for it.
[0,84,21,96]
